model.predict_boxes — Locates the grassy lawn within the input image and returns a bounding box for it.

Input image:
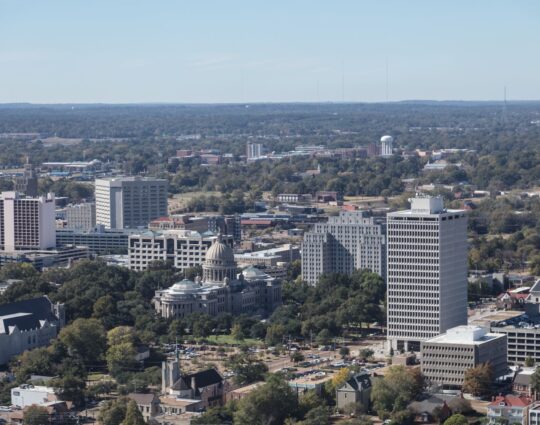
[204,334,261,346]
[87,373,109,382]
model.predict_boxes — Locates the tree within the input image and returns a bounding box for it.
[58,318,107,364]
[300,406,331,425]
[231,323,245,341]
[98,398,129,425]
[526,356,535,367]
[227,353,268,386]
[23,405,50,425]
[291,351,305,364]
[342,417,373,425]
[463,363,493,397]
[531,367,540,399]
[121,400,146,425]
[370,366,425,418]
[389,409,414,425]
[443,414,469,425]
[234,374,299,425]
[448,398,473,415]
[339,347,350,358]
[359,348,374,361]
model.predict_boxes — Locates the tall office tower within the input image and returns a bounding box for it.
[0,191,56,251]
[95,177,168,229]
[65,202,96,231]
[13,161,38,197]
[386,196,468,352]
[301,211,386,286]
[380,135,394,157]
[246,142,263,160]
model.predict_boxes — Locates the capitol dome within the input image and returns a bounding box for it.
[203,237,238,284]
[169,279,201,295]
[205,239,235,265]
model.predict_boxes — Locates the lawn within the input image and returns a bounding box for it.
[204,334,261,346]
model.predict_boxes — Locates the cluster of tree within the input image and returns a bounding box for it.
[98,398,146,425]
[462,363,494,397]
[266,270,386,345]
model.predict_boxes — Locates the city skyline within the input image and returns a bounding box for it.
[1,1,539,103]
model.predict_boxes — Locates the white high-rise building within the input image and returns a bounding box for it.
[95,177,168,229]
[386,196,467,352]
[301,211,386,286]
[65,203,96,231]
[0,191,56,251]
[380,135,393,157]
[246,143,264,160]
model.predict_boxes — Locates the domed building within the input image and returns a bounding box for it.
[153,238,282,319]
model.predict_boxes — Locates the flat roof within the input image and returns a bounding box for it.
[424,331,505,346]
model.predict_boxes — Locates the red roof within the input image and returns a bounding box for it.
[489,395,532,408]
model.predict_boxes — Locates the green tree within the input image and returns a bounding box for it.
[23,405,50,425]
[227,353,268,386]
[443,414,469,425]
[526,356,535,367]
[463,363,493,397]
[58,318,107,364]
[98,398,129,425]
[231,323,245,341]
[121,400,146,425]
[234,374,299,425]
[370,366,425,418]
[300,406,331,425]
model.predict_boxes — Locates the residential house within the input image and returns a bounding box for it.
[408,395,453,424]
[127,393,160,421]
[513,369,536,399]
[487,395,532,425]
[336,372,372,411]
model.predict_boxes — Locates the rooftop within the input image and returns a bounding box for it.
[424,325,505,345]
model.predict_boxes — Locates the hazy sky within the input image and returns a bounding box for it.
[1,1,539,103]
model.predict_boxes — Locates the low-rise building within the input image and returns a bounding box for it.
[11,385,58,408]
[336,372,372,411]
[162,357,225,410]
[127,393,160,421]
[513,369,536,398]
[0,246,89,270]
[487,395,532,425]
[0,297,65,365]
[421,325,507,390]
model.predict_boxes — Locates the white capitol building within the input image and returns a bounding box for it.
[153,237,282,318]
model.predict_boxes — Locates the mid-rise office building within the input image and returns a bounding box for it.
[0,191,56,251]
[128,230,233,271]
[56,225,133,254]
[301,211,386,286]
[65,202,96,230]
[387,196,467,352]
[421,325,507,390]
[95,177,168,229]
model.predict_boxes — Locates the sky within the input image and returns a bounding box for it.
[1,1,539,103]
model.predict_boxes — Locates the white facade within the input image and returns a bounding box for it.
[65,202,96,230]
[95,177,168,229]
[380,135,393,157]
[128,230,233,271]
[246,143,264,160]
[0,191,56,251]
[387,196,468,352]
[301,211,386,285]
[11,385,57,408]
